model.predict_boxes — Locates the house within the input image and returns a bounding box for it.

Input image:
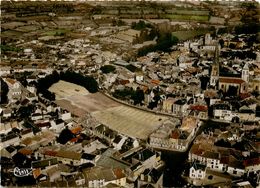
[84,167,126,188]
[61,112,71,121]
[81,153,99,165]
[50,119,65,133]
[162,98,175,113]
[127,148,162,181]
[4,78,22,101]
[112,135,128,151]
[226,156,245,177]
[0,66,11,76]
[27,84,37,94]
[149,118,198,152]
[137,168,163,188]
[71,172,84,186]
[21,129,34,139]
[46,166,61,182]
[0,133,20,148]
[32,158,59,170]
[172,98,189,116]
[243,158,260,173]
[213,103,233,121]
[42,149,82,166]
[189,162,206,179]
[31,113,43,121]
[2,108,12,118]
[135,72,144,82]
[26,93,38,102]
[5,145,17,157]
[250,77,260,94]
[189,105,208,120]
[237,106,256,122]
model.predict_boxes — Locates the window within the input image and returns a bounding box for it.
[221,84,224,89]
[233,170,237,175]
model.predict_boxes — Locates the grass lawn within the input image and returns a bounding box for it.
[172,29,213,41]
[163,14,209,22]
[42,29,69,36]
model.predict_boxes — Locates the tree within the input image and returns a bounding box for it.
[219,39,224,48]
[226,86,238,96]
[17,105,35,119]
[215,139,231,148]
[131,88,144,105]
[0,78,9,104]
[200,76,209,90]
[57,127,75,145]
[229,43,236,49]
[100,65,116,74]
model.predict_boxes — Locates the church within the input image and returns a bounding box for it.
[209,44,249,95]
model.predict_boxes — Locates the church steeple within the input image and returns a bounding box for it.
[242,63,249,83]
[210,44,220,87]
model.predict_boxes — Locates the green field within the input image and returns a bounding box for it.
[42,29,70,36]
[163,14,209,22]
[172,29,213,41]
[166,9,209,16]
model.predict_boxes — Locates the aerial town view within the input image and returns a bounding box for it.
[0,0,259,187]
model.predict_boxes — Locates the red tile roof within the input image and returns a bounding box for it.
[5,78,16,85]
[190,105,208,111]
[44,150,57,157]
[71,127,82,134]
[171,130,180,139]
[113,168,125,179]
[219,77,245,84]
[19,148,33,155]
[243,158,260,167]
[151,79,160,85]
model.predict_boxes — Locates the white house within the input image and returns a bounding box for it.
[0,66,11,76]
[0,134,20,148]
[243,158,260,173]
[4,78,22,101]
[227,162,245,177]
[31,113,43,121]
[21,129,34,139]
[61,112,72,121]
[27,85,37,94]
[50,119,65,133]
[213,103,234,121]
[189,163,206,179]
[2,108,12,118]
[112,135,128,151]
[135,72,144,82]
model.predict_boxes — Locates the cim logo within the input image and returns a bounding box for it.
[13,167,32,177]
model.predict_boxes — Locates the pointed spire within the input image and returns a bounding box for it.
[243,62,249,70]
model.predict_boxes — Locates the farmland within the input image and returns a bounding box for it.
[163,14,209,22]
[172,28,213,41]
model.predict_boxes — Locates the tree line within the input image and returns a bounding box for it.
[36,70,98,101]
[0,78,9,104]
[112,87,144,105]
[137,32,179,56]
